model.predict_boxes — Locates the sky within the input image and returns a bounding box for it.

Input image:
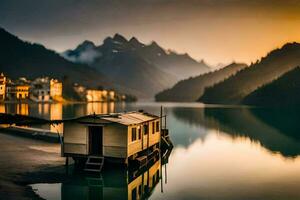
[1,0,300,66]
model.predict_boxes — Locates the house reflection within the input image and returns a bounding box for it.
[2,103,29,115]
[86,102,115,115]
[50,103,63,133]
[17,103,29,115]
[1,102,116,133]
[62,156,166,200]
[0,104,5,113]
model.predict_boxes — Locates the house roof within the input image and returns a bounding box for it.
[74,111,159,126]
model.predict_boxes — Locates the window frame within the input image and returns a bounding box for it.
[143,124,148,135]
[152,121,155,134]
[156,121,159,132]
[131,127,137,142]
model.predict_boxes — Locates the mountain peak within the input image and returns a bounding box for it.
[147,41,165,53]
[129,37,144,48]
[129,37,139,44]
[113,33,128,43]
[76,40,96,50]
[150,41,160,48]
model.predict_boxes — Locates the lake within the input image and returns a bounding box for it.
[2,102,300,200]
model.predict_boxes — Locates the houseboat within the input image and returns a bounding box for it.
[62,111,172,172]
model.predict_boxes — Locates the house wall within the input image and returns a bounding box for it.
[63,118,160,159]
[63,122,88,155]
[127,119,160,157]
[103,124,127,158]
[16,85,29,99]
[50,79,62,97]
[0,75,6,101]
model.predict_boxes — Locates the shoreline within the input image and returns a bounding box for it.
[0,131,65,200]
[0,99,136,106]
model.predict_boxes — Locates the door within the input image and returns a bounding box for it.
[88,126,103,155]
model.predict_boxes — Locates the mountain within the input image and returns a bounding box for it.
[62,34,210,98]
[0,27,113,89]
[134,41,210,80]
[200,43,300,104]
[243,67,300,106]
[155,62,247,102]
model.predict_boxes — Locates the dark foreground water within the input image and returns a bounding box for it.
[2,102,300,200]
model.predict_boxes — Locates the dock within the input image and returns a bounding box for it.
[0,125,61,143]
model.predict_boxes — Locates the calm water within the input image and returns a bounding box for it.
[3,102,300,199]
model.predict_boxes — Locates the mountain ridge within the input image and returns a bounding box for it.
[0,27,115,90]
[155,62,247,102]
[62,34,210,98]
[242,66,300,106]
[199,42,300,104]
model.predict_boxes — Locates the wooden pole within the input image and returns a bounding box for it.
[165,163,167,184]
[65,156,68,166]
[159,106,164,193]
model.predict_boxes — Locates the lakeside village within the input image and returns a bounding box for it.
[0,75,173,199]
[0,72,136,103]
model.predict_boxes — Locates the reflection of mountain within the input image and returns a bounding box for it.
[169,107,216,147]
[249,108,300,141]
[173,107,300,157]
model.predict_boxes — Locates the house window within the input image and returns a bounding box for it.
[132,187,137,200]
[152,122,155,134]
[156,121,159,132]
[138,127,141,140]
[143,124,148,135]
[132,128,137,141]
[138,185,142,195]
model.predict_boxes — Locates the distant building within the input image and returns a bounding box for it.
[29,77,62,102]
[0,73,6,100]
[6,84,30,100]
[86,89,104,102]
[50,79,62,98]
[108,90,115,101]
[30,84,51,102]
[30,77,51,102]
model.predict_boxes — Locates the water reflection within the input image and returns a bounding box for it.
[0,102,117,119]
[173,107,300,157]
[11,103,300,200]
[32,157,166,200]
[0,102,117,133]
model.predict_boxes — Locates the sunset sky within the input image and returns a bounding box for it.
[1,0,300,66]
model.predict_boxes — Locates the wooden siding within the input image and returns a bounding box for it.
[63,117,160,158]
[103,124,127,158]
[128,119,160,157]
[63,122,88,155]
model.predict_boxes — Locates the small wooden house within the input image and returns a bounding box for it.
[62,111,161,167]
